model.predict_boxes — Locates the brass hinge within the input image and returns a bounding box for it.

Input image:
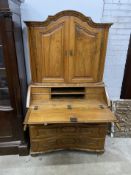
[67,104,72,110]
[34,106,38,110]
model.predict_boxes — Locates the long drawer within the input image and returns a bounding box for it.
[30,124,107,140]
[30,136,105,153]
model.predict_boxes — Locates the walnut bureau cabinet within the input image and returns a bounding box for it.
[0,0,28,155]
[24,10,116,154]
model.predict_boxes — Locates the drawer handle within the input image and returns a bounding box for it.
[70,117,77,122]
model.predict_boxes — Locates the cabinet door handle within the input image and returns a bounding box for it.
[65,50,74,57]
[69,50,73,56]
[0,106,13,111]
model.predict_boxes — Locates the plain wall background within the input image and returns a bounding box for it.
[21,0,123,100]
[102,0,131,99]
[21,0,104,22]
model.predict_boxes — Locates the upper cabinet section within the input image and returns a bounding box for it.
[26,10,112,84]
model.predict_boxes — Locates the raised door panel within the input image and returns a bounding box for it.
[0,111,14,142]
[41,25,65,82]
[29,17,69,83]
[68,17,103,83]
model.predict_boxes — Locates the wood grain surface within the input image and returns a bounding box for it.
[24,10,115,153]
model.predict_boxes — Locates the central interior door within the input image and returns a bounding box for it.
[68,16,103,83]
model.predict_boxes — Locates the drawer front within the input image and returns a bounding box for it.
[30,124,107,139]
[31,87,50,93]
[31,137,105,153]
[31,94,50,100]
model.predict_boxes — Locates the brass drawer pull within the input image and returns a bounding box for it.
[70,117,77,122]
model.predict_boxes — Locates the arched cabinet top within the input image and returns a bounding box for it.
[26,10,112,84]
[25,10,113,28]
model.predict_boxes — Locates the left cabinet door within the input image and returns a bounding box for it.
[0,15,18,142]
[28,17,69,83]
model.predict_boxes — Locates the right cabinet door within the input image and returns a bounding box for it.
[68,17,103,83]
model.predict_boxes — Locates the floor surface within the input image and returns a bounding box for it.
[0,137,131,175]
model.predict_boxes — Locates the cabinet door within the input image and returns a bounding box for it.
[68,17,103,83]
[0,22,14,142]
[0,16,19,143]
[29,17,69,83]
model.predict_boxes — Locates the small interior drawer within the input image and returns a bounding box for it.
[31,94,50,100]
[31,87,50,93]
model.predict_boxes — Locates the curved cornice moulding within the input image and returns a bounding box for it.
[25,10,113,28]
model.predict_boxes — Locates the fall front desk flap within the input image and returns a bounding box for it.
[24,85,116,125]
